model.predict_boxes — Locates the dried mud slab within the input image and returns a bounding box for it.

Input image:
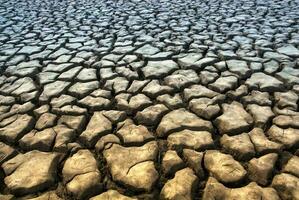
[0,0,299,199]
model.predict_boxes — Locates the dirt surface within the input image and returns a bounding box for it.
[0,0,299,199]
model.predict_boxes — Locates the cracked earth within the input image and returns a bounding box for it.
[0,0,299,199]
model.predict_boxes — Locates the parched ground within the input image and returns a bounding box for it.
[0,0,299,199]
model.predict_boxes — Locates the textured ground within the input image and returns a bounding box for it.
[0,0,299,199]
